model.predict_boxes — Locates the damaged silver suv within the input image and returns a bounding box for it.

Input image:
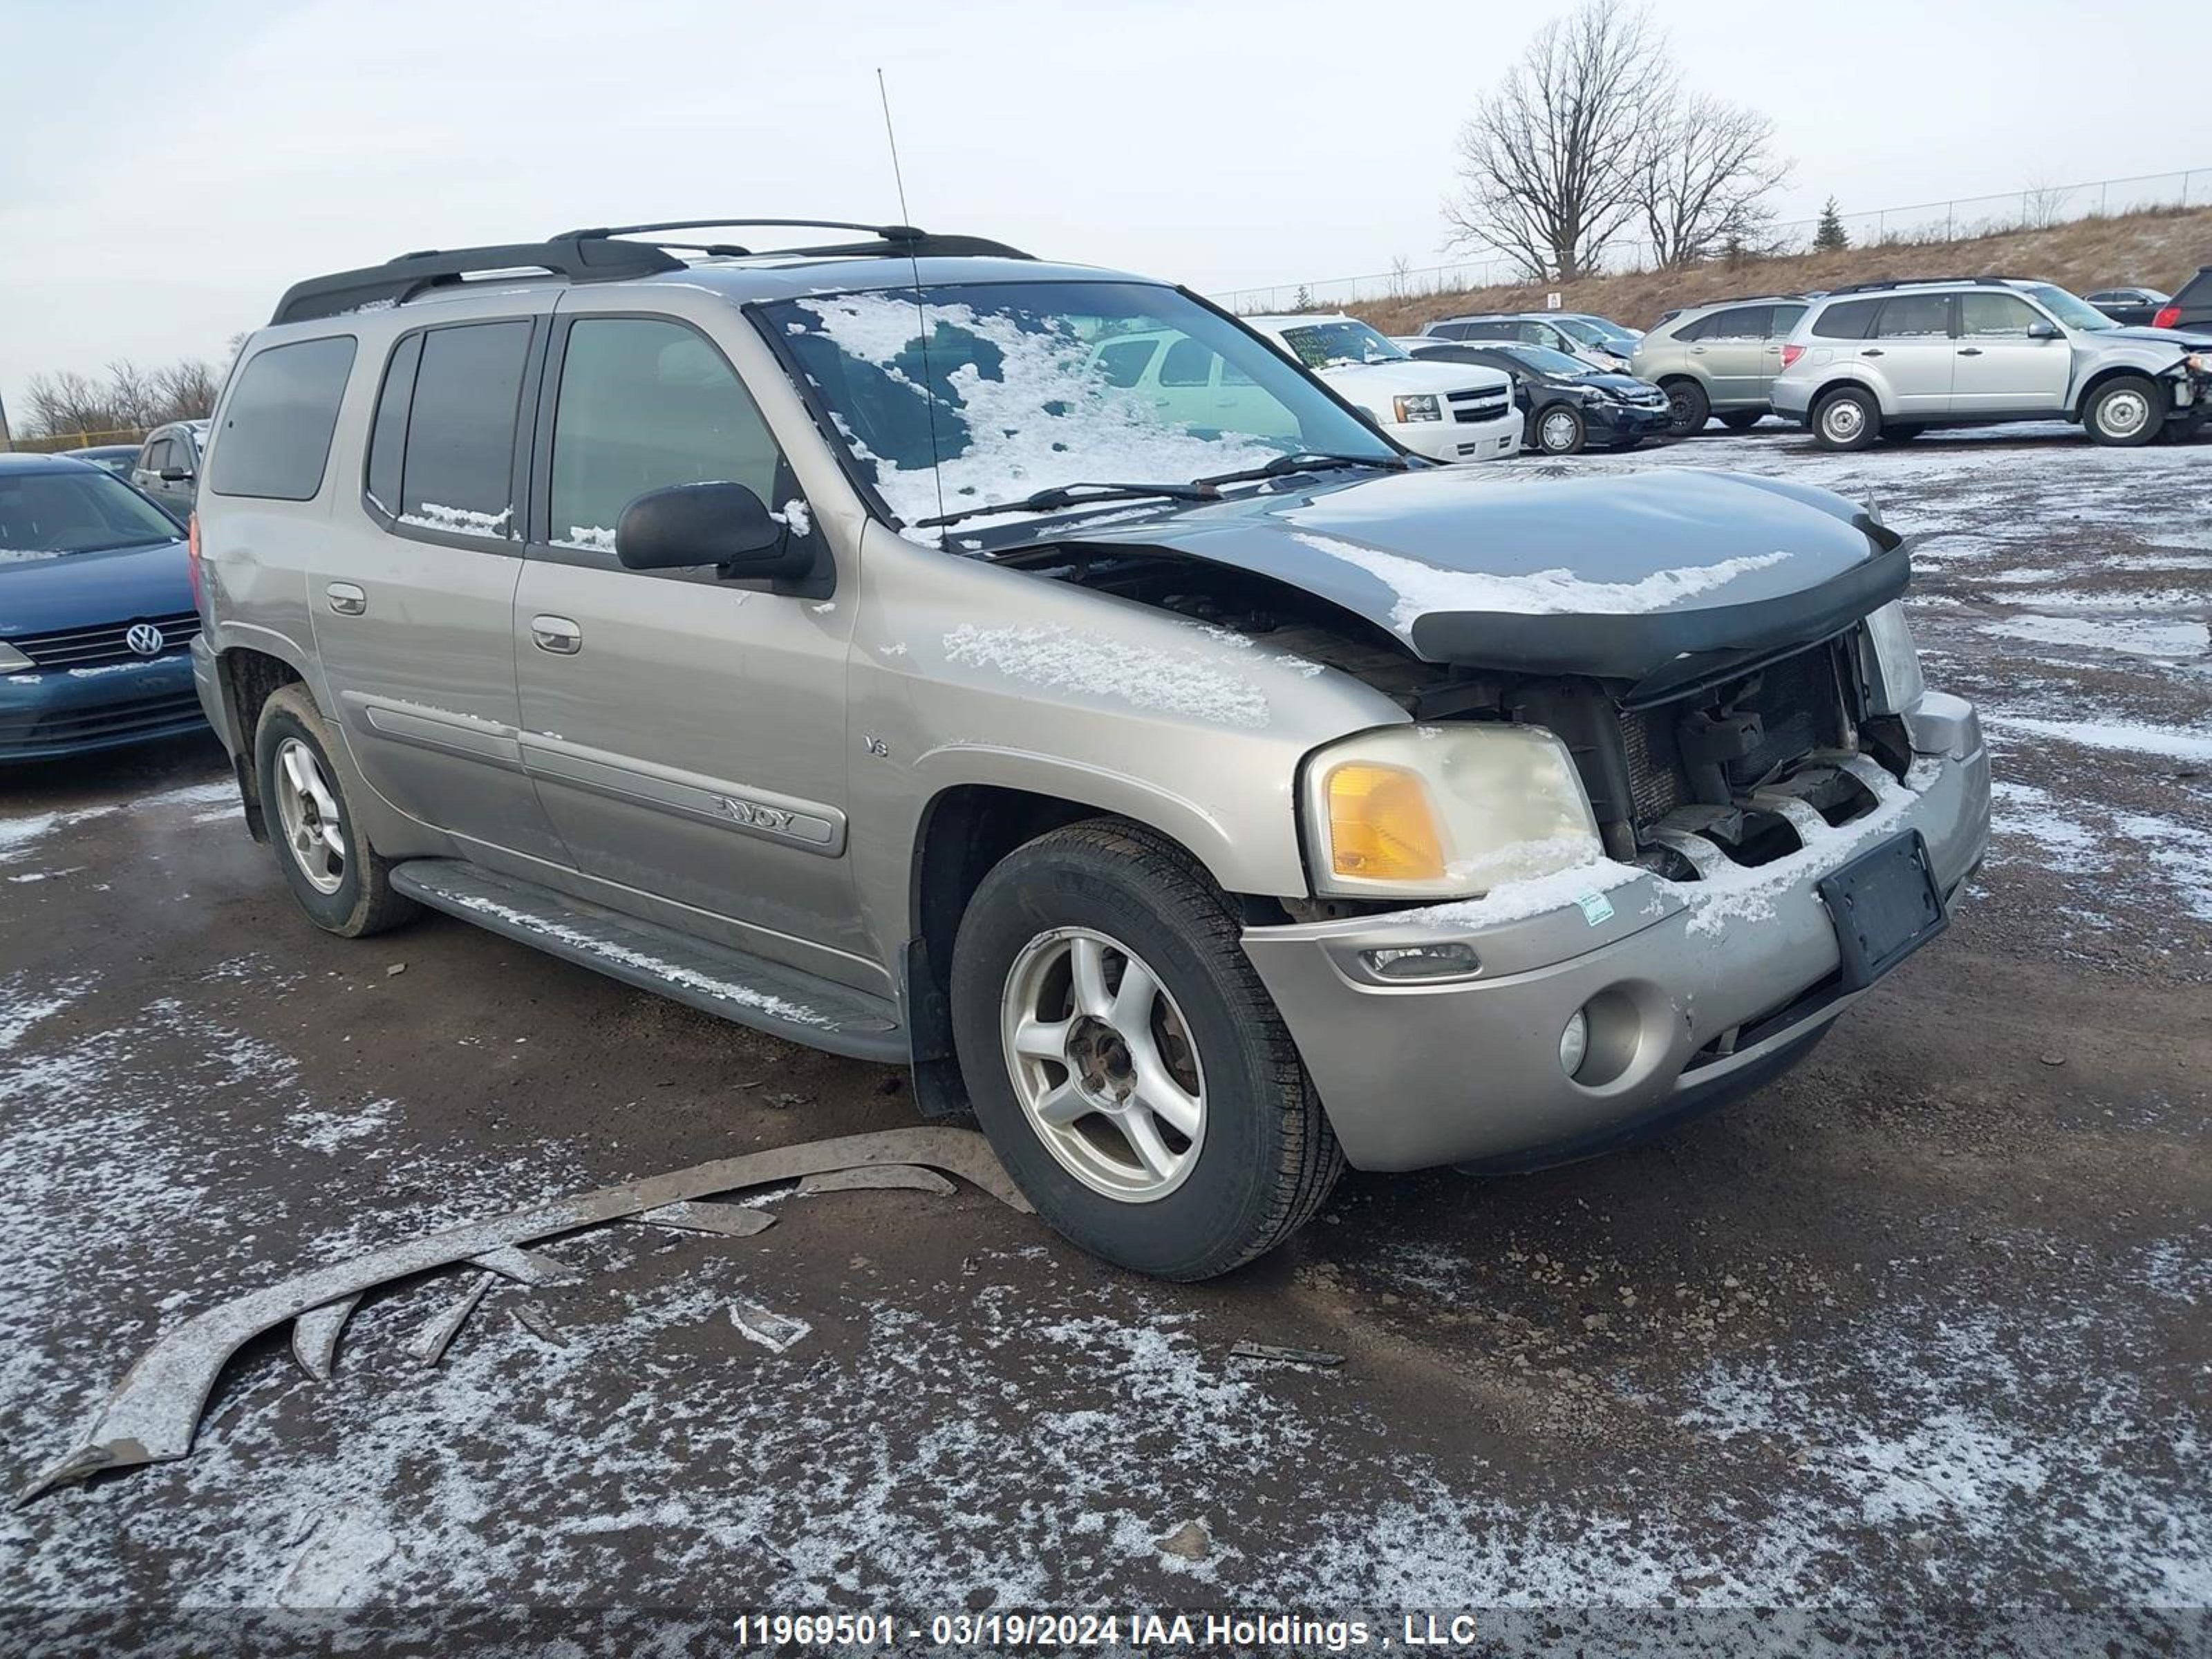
[191,219,1991,1279]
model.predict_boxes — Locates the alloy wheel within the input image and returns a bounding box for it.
[1000,926,1206,1202]
[273,736,346,895]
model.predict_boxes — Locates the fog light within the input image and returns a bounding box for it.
[1362,942,1482,982]
[1559,1009,1590,1078]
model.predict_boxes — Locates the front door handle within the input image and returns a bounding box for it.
[531,615,583,655]
[1861,348,1884,357]
[1958,347,1985,357]
[326,583,366,616]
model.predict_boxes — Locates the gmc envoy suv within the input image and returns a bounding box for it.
[191,218,1990,1279]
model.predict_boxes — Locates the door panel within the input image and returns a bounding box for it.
[310,313,569,863]
[1951,292,2071,411]
[1868,293,1956,413]
[1695,307,1772,404]
[513,308,871,987]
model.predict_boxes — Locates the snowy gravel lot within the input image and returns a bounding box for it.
[1,423,2206,1653]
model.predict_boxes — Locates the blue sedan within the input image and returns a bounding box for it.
[1,453,209,762]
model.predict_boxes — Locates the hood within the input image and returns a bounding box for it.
[1568,371,1665,397]
[2107,324,2212,350]
[0,538,192,641]
[1049,467,1906,682]
[1313,358,1510,398]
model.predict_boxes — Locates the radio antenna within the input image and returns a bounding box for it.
[877,68,915,227]
[877,67,944,529]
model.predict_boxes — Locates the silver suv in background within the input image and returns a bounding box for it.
[191,219,1987,1279]
[1631,296,1810,436]
[1772,277,2212,450]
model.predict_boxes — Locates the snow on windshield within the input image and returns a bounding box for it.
[782,292,1288,535]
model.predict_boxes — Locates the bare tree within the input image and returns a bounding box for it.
[1632,93,1793,268]
[17,356,223,440]
[1443,0,1668,281]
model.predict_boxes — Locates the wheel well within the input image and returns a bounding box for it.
[2073,363,2159,418]
[1657,373,1700,390]
[217,647,301,840]
[900,785,1291,1115]
[1809,376,1877,411]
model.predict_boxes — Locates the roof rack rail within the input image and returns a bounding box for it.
[559,218,1033,262]
[271,218,1032,326]
[1824,275,2015,295]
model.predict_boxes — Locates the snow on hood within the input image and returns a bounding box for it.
[1049,466,1906,679]
[1309,358,1510,398]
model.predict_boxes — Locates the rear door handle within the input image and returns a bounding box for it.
[531,615,583,655]
[1958,347,1985,356]
[1861,348,1884,357]
[326,583,366,616]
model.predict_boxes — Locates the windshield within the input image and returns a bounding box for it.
[765,281,1395,532]
[0,467,181,561]
[2023,284,2119,332]
[1553,318,1630,349]
[1273,319,1409,369]
[1500,344,1595,377]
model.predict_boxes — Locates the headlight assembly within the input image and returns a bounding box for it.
[1859,600,1925,715]
[1302,724,1603,901]
[0,641,33,673]
[1391,394,1443,423]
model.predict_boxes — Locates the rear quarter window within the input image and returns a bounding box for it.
[208,336,359,501]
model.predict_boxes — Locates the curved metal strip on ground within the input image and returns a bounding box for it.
[18,1127,1029,1501]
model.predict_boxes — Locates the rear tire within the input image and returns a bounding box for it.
[1812,386,1880,451]
[1535,403,1588,456]
[1718,409,1763,432]
[950,821,1342,1280]
[1663,379,1710,437]
[2084,374,2161,447]
[254,684,415,938]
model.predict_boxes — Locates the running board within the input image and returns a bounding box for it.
[389,859,906,1063]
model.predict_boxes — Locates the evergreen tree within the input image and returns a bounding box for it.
[1814,196,1849,253]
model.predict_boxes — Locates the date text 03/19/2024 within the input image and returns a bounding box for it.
[728,1612,1490,1649]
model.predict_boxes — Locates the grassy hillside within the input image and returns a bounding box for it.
[1349,205,2212,335]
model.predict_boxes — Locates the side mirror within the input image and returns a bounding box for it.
[2026,320,2062,341]
[615,482,809,579]
[158,467,194,483]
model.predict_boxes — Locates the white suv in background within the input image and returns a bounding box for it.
[1772,277,2212,450]
[1241,314,1519,462]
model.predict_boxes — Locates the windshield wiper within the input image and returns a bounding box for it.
[1192,451,1411,489]
[917,481,1219,530]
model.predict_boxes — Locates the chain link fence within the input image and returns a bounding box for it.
[1216,167,2210,314]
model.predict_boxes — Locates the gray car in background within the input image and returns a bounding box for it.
[191,219,1987,1279]
[131,420,214,520]
[1771,277,2212,449]
[1631,296,1811,436]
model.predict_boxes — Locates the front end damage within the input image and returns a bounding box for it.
[1001,467,1991,1170]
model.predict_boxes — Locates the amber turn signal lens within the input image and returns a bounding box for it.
[1326,762,1447,881]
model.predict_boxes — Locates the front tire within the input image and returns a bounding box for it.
[1536,403,1588,456]
[2084,375,2161,447]
[1812,386,1880,451]
[1663,379,1710,437]
[254,684,415,937]
[950,821,1342,1280]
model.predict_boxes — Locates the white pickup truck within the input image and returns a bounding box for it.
[1241,313,1520,462]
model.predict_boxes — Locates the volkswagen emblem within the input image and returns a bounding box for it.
[125,623,166,658]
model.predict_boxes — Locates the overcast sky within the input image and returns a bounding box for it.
[3,0,2204,425]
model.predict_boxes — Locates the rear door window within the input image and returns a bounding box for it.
[1874,294,1954,339]
[1707,307,1772,339]
[207,336,359,501]
[1158,337,1216,386]
[1810,299,1880,339]
[1094,337,1158,388]
[1768,305,1808,337]
[372,321,532,538]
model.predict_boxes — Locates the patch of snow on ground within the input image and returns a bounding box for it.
[1979,616,2209,660]
[1987,715,2212,765]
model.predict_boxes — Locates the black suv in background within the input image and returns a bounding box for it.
[2153,268,2212,335]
